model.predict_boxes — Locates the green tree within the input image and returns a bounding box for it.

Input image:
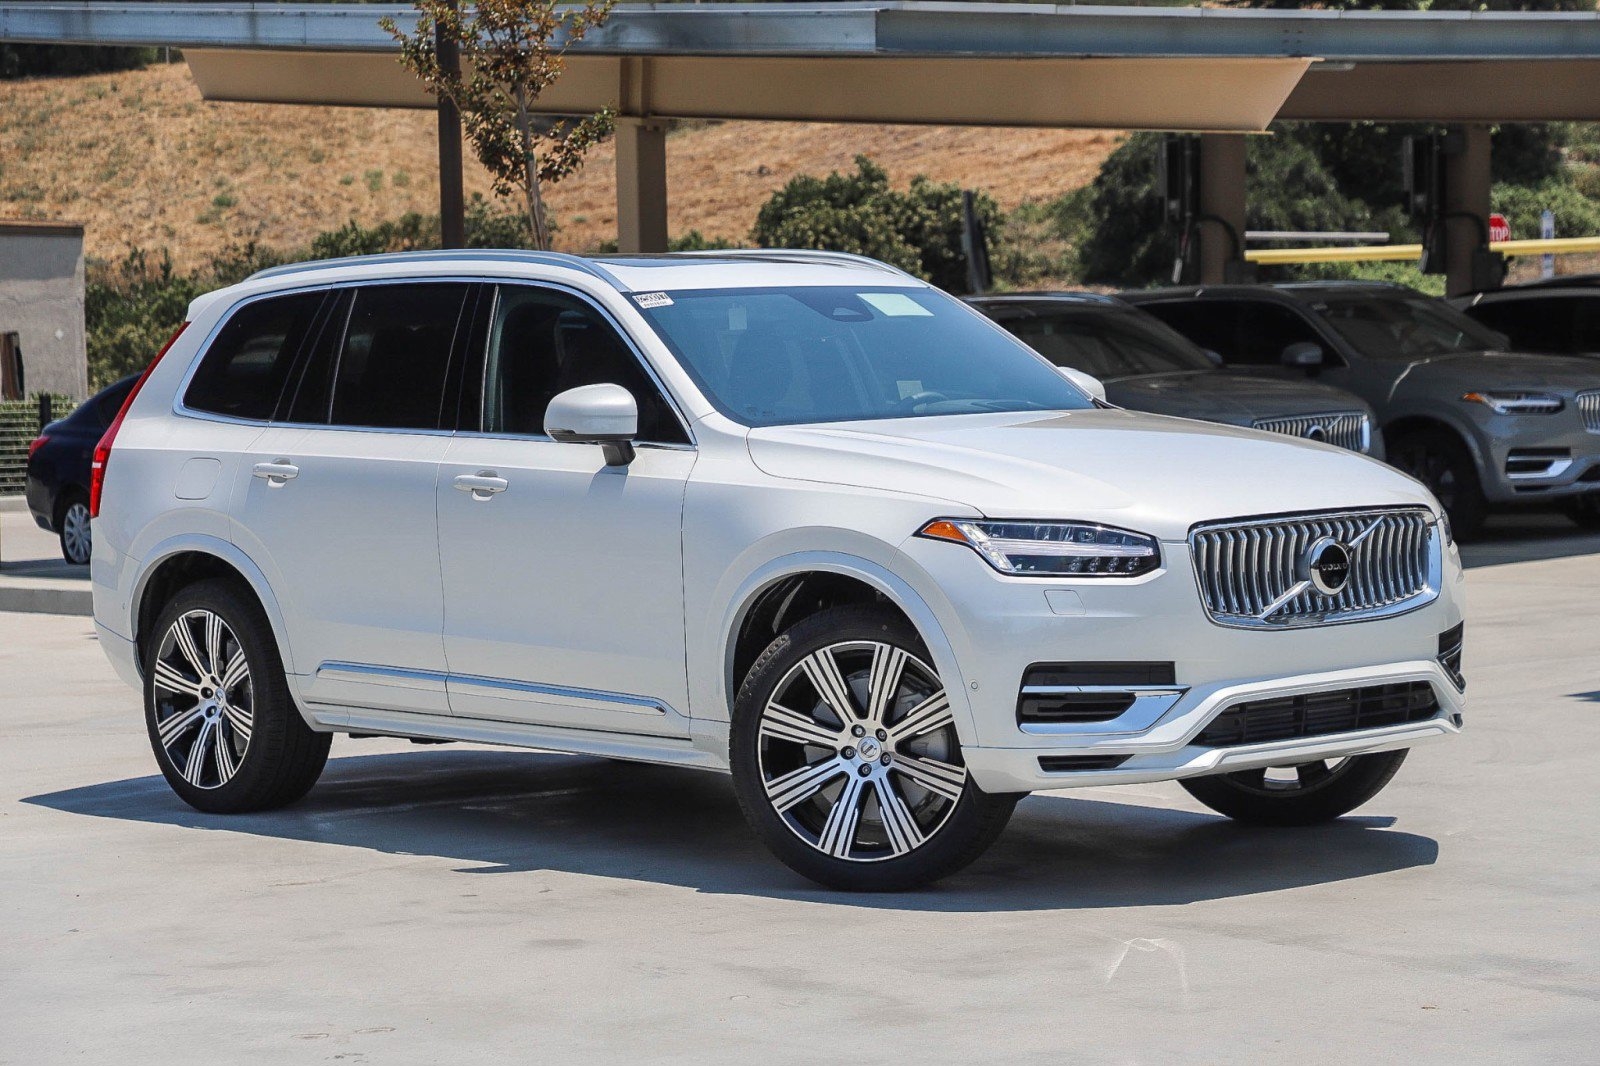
[382,0,616,250]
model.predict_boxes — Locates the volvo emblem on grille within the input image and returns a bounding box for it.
[1300,537,1353,596]
[1304,424,1327,442]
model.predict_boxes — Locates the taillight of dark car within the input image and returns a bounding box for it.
[27,435,49,461]
[90,323,188,519]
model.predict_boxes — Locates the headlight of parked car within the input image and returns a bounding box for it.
[918,519,1161,577]
[1461,391,1563,415]
[1437,510,1454,548]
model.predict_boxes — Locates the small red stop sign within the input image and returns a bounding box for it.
[1489,213,1511,244]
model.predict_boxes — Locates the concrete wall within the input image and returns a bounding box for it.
[0,225,87,401]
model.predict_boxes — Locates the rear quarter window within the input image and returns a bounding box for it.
[184,291,327,421]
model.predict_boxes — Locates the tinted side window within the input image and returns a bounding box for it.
[327,284,469,431]
[1468,298,1577,354]
[1224,302,1325,365]
[184,292,326,420]
[1138,301,1239,361]
[482,285,688,444]
[92,378,138,426]
[1574,299,1600,353]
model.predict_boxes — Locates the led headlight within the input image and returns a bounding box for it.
[918,519,1160,577]
[1461,391,1563,415]
[1437,509,1455,548]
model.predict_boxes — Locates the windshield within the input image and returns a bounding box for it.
[998,306,1217,378]
[631,286,1096,427]
[1310,292,1507,359]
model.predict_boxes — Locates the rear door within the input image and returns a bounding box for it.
[229,281,473,718]
[436,282,697,736]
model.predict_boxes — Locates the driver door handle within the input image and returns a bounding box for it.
[251,460,299,485]
[453,472,509,500]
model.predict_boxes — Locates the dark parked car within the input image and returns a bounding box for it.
[1451,275,1600,358]
[1121,282,1600,536]
[25,375,136,564]
[969,292,1381,455]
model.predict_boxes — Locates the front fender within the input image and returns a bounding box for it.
[705,544,979,749]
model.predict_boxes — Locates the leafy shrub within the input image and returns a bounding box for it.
[1491,180,1600,241]
[750,156,1007,293]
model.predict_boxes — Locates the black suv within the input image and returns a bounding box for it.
[25,376,137,564]
[969,293,1380,455]
[1121,282,1600,536]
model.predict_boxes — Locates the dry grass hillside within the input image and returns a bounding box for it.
[0,61,1119,267]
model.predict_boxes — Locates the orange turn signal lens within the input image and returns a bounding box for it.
[918,520,969,544]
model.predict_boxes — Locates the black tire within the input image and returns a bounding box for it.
[730,604,1019,891]
[1179,749,1408,827]
[143,578,330,813]
[1389,429,1488,539]
[56,490,91,565]
[1562,494,1600,530]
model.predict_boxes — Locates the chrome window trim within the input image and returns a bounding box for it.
[171,275,699,448]
[316,661,674,718]
[1187,506,1442,631]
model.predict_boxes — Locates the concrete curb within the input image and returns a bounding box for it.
[0,495,27,514]
[0,582,93,617]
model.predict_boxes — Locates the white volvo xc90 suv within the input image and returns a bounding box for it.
[90,250,1465,890]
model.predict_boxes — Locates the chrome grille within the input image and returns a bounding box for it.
[1579,390,1600,433]
[1251,411,1370,453]
[1190,508,1438,629]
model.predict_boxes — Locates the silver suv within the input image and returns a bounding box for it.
[1123,282,1600,536]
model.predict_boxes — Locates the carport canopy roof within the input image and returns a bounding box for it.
[7,2,1600,128]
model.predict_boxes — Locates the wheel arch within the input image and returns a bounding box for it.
[719,552,977,744]
[1383,412,1488,472]
[130,537,296,678]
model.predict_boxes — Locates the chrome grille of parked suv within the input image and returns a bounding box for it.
[1250,411,1369,452]
[1190,508,1438,628]
[1578,390,1600,433]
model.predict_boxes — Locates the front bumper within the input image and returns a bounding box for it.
[1473,413,1600,503]
[961,659,1463,793]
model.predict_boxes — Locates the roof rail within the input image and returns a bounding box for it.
[671,248,921,280]
[245,249,625,287]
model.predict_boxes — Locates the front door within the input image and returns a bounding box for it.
[437,283,696,736]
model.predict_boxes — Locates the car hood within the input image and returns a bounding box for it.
[1397,350,1600,396]
[746,410,1433,541]
[1104,371,1371,425]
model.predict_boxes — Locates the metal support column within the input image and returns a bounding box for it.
[1198,133,1248,284]
[1442,123,1492,297]
[435,2,465,248]
[616,117,668,253]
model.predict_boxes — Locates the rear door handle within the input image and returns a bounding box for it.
[453,472,508,500]
[252,460,300,485]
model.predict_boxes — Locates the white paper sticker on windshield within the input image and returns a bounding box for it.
[861,292,933,317]
[634,291,674,308]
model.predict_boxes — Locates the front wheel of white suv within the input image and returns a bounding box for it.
[730,605,1019,891]
[1178,750,1409,826]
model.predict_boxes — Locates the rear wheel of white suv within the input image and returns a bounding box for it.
[143,579,330,813]
[730,605,1019,891]
[1179,749,1408,826]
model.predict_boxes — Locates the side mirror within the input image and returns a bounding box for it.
[1281,342,1325,370]
[544,383,638,467]
[1058,365,1108,403]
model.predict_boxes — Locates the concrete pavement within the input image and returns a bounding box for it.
[2,525,1598,1064]
[0,503,90,616]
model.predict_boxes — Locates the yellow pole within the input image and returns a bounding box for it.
[1244,235,1600,266]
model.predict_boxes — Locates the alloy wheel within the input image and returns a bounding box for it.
[757,640,968,862]
[151,609,254,789]
[1221,757,1353,795]
[61,501,91,565]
